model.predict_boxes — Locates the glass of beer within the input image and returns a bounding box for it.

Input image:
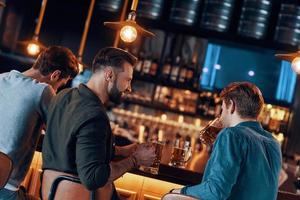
[139,141,164,175]
[169,141,192,168]
[199,117,223,146]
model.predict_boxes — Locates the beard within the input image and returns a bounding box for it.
[108,80,122,105]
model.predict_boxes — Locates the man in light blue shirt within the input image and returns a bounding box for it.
[172,82,282,200]
[0,46,78,200]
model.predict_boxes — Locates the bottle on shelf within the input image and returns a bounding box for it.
[186,61,196,87]
[161,56,172,80]
[149,57,159,76]
[135,51,145,74]
[141,53,152,75]
[192,63,201,89]
[174,132,181,148]
[170,56,181,83]
[178,61,187,84]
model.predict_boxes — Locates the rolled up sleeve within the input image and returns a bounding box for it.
[75,116,111,190]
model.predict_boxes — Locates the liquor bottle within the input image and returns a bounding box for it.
[149,58,158,76]
[142,54,152,75]
[178,61,187,84]
[135,52,144,74]
[161,57,172,80]
[192,63,200,89]
[174,133,181,148]
[186,61,195,87]
[170,56,181,82]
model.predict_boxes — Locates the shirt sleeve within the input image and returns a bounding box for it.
[75,115,111,190]
[182,129,246,200]
[39,85,55,123]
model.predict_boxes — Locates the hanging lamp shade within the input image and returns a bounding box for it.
[104,20,155,38]
[275,51,300,62]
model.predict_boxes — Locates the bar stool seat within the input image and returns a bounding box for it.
[41,169,91,200]
[41,169,115,200]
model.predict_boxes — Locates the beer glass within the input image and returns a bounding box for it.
[139,141,164,174]
[169,142,192,168]
[199,117,223,146]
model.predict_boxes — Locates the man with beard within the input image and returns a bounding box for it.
[170,82,282,200]
[41,47,156,200]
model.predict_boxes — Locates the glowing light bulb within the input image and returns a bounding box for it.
[292,57,300,74]
[120,25,137,43]
[27,43,40,56]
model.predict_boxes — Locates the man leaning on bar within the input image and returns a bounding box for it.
[170,82,282,200]
[41,47,156,200]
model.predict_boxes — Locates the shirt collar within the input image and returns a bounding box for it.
[78,83,104,106]
[235,121,263,130]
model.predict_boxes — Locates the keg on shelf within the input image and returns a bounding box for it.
[137,0,164,20]
[200,0,235,32]
[275,4,300,46]
[238,0,272,39]
[169,0,201,26]
[97,0,123,12]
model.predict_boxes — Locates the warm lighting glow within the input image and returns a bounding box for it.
[195,119,201,127]
[120,25,137,43]
[161,114,167,121]
[78,63,84,73]
[138,125,145,143]
[27,43,41,56]
[178,115,184,123]
[292,57,300,74]
[266,104,272,110]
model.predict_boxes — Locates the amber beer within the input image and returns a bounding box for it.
[169,147,191,167]
[199,118,223,145]
[139,141,164,174]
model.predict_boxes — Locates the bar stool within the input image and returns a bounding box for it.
[41,169,91,200]
[41,169,115,200]
[161,193,200,200]
[0,151,13,188]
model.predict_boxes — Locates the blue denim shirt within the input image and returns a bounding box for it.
[181,121,282,200]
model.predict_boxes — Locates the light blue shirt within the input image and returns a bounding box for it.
[182,121,282,200]
[0,70,54,189]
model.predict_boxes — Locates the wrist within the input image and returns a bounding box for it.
[130,155,138,168]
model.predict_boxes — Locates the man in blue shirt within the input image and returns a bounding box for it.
[171,82,282,200]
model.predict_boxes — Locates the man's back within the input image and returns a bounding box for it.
[0,70,54,189]
[42,84,114,190]
[226,121,282,200]
[182,121,282,200]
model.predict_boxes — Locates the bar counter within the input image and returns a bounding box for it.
[131,164,203,186]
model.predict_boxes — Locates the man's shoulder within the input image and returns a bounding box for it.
[52,87,107,120]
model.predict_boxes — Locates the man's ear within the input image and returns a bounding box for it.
[50,70,61,82]
[104,67,114,82]
[229,99,235,114]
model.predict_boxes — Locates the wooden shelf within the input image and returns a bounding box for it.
[123,99,215,120]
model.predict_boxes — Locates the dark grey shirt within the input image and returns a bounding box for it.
[0,70,54,190]
[42,84,115,191]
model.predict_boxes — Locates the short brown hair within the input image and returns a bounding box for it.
[220,82,264,119]
[92,47,137,72]
[33,46,79,79]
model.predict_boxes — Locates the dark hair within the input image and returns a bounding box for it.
[32,46,79,79]
[220,82,264,119]
[92,47,137,72]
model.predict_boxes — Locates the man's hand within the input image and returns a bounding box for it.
[132,143,156,167]
[115,143,138,157]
